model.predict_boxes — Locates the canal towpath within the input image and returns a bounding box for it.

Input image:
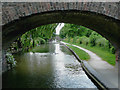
[62,42,119,89]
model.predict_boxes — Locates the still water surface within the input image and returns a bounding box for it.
[3,42,97,88]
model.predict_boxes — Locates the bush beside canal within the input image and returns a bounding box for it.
[6,53,17,68]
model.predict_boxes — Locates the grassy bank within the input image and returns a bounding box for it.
[64,41,115,66]
[67,44,90,61]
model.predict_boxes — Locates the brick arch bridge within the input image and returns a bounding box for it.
[1,2,120,61]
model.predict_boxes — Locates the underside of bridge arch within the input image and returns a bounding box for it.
[2,10,120,61]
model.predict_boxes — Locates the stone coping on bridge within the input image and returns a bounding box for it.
[1,0,120,2]
[1,2,120,25]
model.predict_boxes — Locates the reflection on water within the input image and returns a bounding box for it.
[3,43,97,88]
[60,45,73,55]
[31,44,50,53]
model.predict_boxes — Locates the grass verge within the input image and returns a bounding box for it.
[66,44,90,61]
[64,41,115,66]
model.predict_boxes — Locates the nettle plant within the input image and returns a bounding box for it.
[6,53,17,68]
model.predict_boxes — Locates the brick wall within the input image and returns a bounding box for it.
[2,2,119,25]
[116,49,120,61]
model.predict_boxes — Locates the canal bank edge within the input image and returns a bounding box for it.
[61,42,114,90]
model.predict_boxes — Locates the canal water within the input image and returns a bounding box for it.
[3,42,97,88]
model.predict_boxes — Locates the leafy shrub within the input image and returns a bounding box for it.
[68,37,71,42]
[70,38,73,42]
[96,38,107,47]
[76,37,81,44]
[6,53,17,67]
[79,36,90,46]
[73,36,79,43]
[89,32,100,46]
[110,47,115,54]
[40,39,46,44]
[79,37,84,44]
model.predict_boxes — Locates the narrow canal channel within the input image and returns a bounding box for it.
[3,42,97,88]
